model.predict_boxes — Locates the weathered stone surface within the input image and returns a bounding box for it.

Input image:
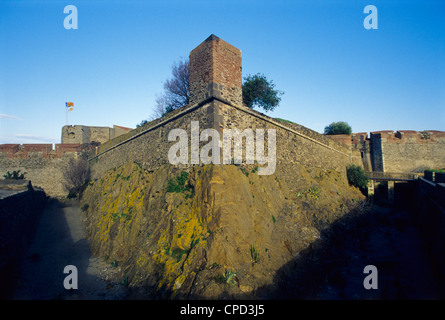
[80,161,364,299]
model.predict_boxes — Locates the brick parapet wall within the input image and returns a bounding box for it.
[371,130,445,143]
[0,144,82,196]
[0,143,81,159]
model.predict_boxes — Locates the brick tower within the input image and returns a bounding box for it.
[189,34,242,106]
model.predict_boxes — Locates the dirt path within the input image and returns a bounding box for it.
[13,198,128,300]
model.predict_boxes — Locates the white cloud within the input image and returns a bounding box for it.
[0,113,22,120]
[0,134,58,144]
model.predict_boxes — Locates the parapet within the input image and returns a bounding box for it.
[0,144,20,158]
[352,132,368,144]
[370,130,445,143]
[328,134,352,147]
[0,143,81,159]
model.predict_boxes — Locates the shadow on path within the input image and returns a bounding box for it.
[256,202,445,299]
[12,198,127,300]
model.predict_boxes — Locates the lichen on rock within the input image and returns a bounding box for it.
[80,161,364,299]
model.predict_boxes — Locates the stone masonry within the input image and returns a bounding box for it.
[189,34,243,107]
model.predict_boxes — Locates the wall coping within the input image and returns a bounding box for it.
[89,97,350,162]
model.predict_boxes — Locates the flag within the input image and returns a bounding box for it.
[66,102,74,111]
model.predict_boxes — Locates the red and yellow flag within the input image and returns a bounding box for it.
[66,102,74,111]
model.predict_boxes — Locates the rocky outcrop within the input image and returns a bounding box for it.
[80,162,364,299]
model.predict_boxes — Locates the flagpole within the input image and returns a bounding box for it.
[66,102,73,125]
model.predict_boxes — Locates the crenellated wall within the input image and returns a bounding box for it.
[330,130,445,174]
[370,130,445,173]
[0,144,82,197]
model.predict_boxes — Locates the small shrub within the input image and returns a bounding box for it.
[81,203,89,211]
[251,245,260,263]
[224,270,237,286]
[3,170,26,180]
[171,248,189,262]
[346,164,369,193]
[240,167,249,177]
[167,171,191,193]
[306,186,320,199]
[122,276,129,287]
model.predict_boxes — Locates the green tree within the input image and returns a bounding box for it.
[242,73,284,112]
[324,121,352,135]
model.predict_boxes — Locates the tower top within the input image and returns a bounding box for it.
[189,34,242,106]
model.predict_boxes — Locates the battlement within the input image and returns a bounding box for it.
[352,132,368,144]
[0,143,81,159]
[370,130,445,143]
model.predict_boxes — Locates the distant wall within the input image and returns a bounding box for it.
[0,144,82,197]
[371,130,445,173]
[61,125,131,145]
[330,130,445,174]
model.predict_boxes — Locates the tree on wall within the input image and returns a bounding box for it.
[242,73,284,112]
[150,57,190,121]
[324,121,352,135]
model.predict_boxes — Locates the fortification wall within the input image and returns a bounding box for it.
[326,134,364,168]
[371,130,445,173]
[89,98,354,188]
[89,102,216,179]
[217,102,352,176]
[0,144,81,197]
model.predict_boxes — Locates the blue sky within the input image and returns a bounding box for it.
[1,0,444,144]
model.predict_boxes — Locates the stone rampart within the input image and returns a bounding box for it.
[88,96,354,184]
